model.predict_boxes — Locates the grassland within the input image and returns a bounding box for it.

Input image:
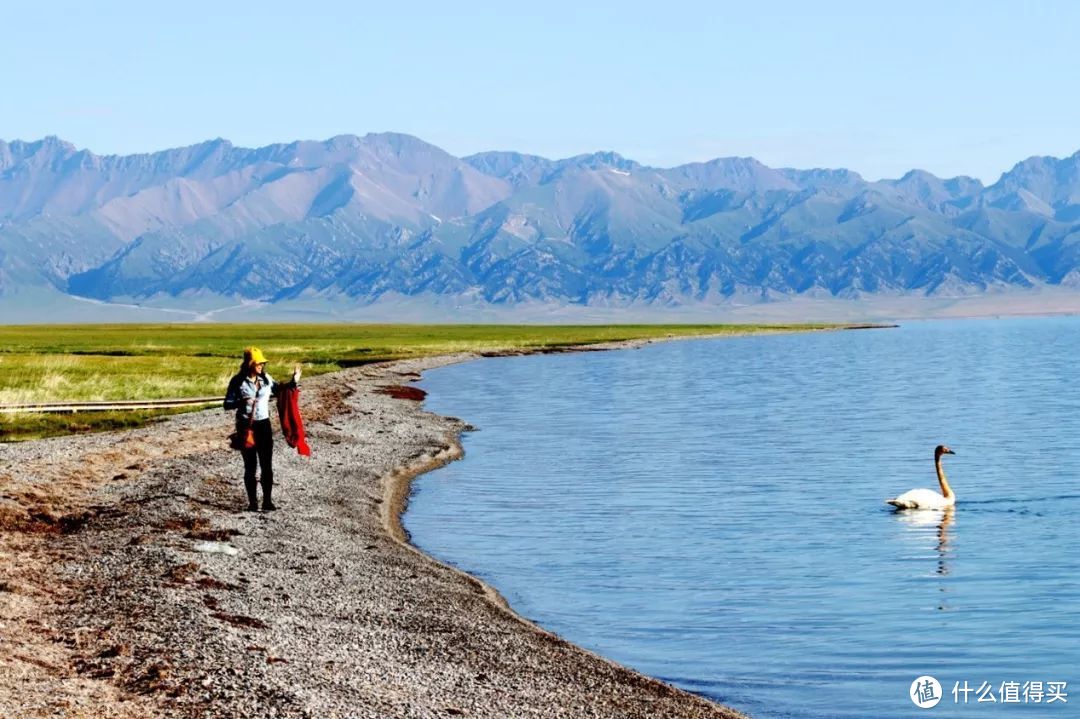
[0,322,838,441]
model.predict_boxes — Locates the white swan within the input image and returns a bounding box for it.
[886,445,956,510]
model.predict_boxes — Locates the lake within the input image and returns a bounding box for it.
[403,318,1080,718]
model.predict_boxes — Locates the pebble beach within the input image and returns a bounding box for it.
[0,348,747,718]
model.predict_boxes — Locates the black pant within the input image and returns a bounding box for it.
[240,418,273,506]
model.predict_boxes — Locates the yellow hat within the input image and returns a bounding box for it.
[244,346,268,365]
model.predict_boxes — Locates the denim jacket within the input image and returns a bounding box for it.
[224,372,291,422]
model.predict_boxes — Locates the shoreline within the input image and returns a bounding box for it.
[0,330,856,718]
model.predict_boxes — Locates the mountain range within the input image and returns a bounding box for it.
[3,133,1080,321]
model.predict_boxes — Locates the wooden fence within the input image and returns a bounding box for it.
[0,397,222,414]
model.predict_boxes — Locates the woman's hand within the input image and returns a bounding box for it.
[291,363,302,384]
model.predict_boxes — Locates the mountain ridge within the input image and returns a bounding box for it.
[4,133,1080,319]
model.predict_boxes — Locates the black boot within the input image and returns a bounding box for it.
[244,476,259,511]
[243,447,259,511]
[261,477,276,511]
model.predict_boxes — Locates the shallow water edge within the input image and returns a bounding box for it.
[392,328,878,716]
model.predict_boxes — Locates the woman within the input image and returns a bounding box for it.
[224,347,301,511]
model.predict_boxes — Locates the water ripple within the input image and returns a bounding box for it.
[406,318,1080,719]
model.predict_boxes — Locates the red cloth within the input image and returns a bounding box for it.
[277,385,311,457]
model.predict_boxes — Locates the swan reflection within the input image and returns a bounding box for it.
[894,506,956,609]
[895,506,954,571]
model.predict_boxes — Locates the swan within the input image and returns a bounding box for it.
[886,445,956,510]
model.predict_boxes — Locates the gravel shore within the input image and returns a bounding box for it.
[0,348,747,718]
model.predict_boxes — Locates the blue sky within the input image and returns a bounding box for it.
[2,1,1078,182]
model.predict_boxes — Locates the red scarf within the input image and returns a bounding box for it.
[276,385,311,457]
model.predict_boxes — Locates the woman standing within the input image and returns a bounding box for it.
[224,347,301,511]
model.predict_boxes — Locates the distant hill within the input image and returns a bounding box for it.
[3,133,1080,321]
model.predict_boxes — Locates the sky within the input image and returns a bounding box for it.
[2,1,1079,183]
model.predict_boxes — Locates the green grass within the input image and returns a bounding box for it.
[0,408,194,443]
[0,322,840,441]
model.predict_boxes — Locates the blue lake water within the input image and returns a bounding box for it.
[403,318,1080,718]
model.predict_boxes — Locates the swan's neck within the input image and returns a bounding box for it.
[935,456,954,499]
